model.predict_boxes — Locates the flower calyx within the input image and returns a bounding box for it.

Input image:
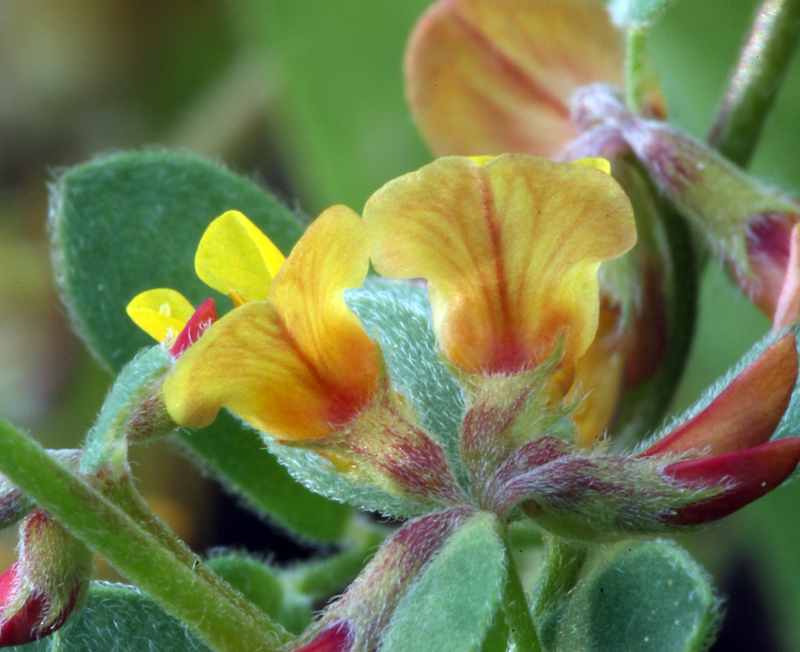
[481,334,800,538]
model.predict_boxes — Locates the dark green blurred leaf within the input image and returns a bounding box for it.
[184,411,349,542]
[228,0,433,213]
[381,512,506,652]
[52,150,350,542]
[8,582,213,652]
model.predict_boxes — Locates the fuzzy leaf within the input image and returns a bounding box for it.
[8,582,214,652]
[51,150,350,542]
[381,512,506,652]
[269,277,466,517]
[206,553,283,618]
[543,540,719,652]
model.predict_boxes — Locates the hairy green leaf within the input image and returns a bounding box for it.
[381,512,506,652]
[545,540,719,652]
[9,582,214,652]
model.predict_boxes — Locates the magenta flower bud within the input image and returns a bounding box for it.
[170,298,217,359]
[0,509,93,647]
[294,620,354,652]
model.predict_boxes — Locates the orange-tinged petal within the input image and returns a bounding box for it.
[405,0,624,158]
[163,206,378,440]
[194,210,286,303]
[570,303,625,447]
[364,155,636,375]
[126,288,195,343]
[643,334,798,458]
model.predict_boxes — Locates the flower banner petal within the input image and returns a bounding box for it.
[194,210,286,304]
[126,289,195,343]
[364,155,636,375]
[164,206,378,440]
[405,0,624,158]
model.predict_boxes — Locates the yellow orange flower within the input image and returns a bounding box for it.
[405,0,625,159]
[162,206,379,440]
[363,154,636,376]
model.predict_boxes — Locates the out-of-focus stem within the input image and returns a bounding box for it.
[532,536,588,625]
[625,27,649,113]
[708,0,800,166]
[503,539,542,652]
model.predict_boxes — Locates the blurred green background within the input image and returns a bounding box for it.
[0,1,798,650]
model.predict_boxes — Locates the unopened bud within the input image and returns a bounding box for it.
[620,116,800,329]
[0,510,92,646]
[484,335,800,537]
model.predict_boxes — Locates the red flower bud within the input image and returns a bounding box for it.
[0,510,92,647]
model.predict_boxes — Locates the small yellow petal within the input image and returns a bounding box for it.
[469,155,495,166]
[126,289,195,343]
[194,210,286,303]
[572,157,611,175]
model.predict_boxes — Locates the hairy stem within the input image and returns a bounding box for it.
[532,536,588,626]
[502,539,542,652]
[708,0,800,165]
[0,416,292,652]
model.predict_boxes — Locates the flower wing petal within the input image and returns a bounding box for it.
[364,155,636,374]
[405,0,624,158]
[126,288,195,343]
[164,206,377,440]
[194,210,286,303]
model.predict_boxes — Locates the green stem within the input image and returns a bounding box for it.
[502,540,542,652]
[625,27,649,113]
[0,416,292,652]
[708,0,800,166]
[531,537,588,626]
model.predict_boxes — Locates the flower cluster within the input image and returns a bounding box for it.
[125,151,800,650]
[128,152,800,536]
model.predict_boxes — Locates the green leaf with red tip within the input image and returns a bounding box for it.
[381,512,506,652]
[541,540,720,652]
[50,150,350,543]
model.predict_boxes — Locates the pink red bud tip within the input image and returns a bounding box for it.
[0,563,79,647]
[293,621,354,652]
[170,298,217,358]
[662,437,800,525]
